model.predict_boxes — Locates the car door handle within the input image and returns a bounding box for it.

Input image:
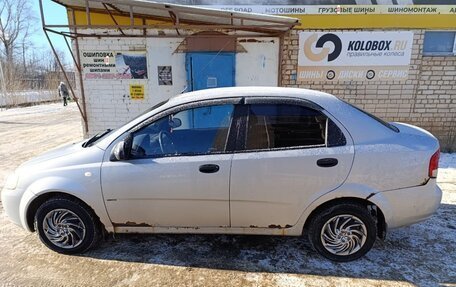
[199,164,220,174]
[317,158,338,168]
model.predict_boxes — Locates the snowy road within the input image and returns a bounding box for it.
[0,103,455,287]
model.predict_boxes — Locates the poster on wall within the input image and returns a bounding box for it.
[158,66,173,85]
[298,31,414,82]
[82,51,148,80]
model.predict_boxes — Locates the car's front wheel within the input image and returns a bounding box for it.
[34,196,101,254]
[307,203,377,262]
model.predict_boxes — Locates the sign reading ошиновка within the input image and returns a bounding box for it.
[81,51,148,80]
[297,31,414,82]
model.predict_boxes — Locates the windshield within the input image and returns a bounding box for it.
[343,100,400,133]
[122,99,169,127]
[82,99,169,148]
[82,129,114,148]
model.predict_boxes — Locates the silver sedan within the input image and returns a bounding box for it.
[2,87,442,261]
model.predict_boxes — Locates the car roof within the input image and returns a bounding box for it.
[167,87,338,108]
[96,87,394,150]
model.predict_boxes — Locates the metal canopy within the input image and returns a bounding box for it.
[39,0,299,135]
[49,0,299,36]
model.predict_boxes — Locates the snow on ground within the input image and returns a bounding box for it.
[0,90,59,107]
[0,103,455,287]
[438,153,456,207]
[440,153,456,182]
[440,153,456,168]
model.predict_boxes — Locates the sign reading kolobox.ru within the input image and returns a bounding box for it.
[298,31,414,82]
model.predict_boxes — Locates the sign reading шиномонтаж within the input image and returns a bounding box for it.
[197,5,456,15]
[297,31,414,82]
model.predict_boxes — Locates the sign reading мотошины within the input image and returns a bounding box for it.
[197,5,456,15]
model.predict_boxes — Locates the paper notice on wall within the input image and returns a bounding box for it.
[130,84,145,100]
[82,51,148,80]
[297,31,414,82]
[158,66,173,85]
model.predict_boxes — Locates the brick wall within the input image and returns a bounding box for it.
[281,29,456,151]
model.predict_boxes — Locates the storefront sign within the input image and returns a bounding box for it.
[158,66,173,85]
[198,5,456,15]
[297,31,413,82]
[82,51,148,80]
[129,84,145,100]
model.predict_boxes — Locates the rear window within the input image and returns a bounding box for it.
[344,101,399,133]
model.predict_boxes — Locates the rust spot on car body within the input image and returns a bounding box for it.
[268,224,281,228]
[112,221,152,227]
[268,224,293,229]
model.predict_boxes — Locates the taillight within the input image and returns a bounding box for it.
[428,149,440,178]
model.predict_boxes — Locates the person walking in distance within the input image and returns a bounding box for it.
[58,81,69,106]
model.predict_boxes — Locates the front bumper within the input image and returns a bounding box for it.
[1,186,25,228]
[373,179,442,229]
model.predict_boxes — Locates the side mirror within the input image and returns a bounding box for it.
[169,118,182,129]
[110,134,133,161]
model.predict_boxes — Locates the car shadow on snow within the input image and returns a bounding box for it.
[82,203,456,286]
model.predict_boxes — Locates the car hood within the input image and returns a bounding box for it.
[18,140,86,168]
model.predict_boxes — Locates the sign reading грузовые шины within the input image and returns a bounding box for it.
[197,5,456,15]
[81,51,148,80]
[298,31,414,82]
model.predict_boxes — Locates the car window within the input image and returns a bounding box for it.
[245,104,327,150]
[173,105,233,130]
[130,104,234,158]
[343,100,399,133]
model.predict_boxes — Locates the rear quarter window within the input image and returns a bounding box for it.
[343,101,399,133]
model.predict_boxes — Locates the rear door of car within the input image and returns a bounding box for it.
[229,98,355,228]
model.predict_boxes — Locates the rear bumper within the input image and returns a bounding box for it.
[372,179,442,229]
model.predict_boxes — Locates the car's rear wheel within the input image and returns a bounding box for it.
[34,197,101,254]
[307,203,377,262]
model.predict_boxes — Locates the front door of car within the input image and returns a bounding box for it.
[229,101,355,228]
[101,103,237,228]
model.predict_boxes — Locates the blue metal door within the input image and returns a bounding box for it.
[186,52,235,91]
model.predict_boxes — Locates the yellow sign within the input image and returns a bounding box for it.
[73,5,456,29]
[130,84,145,100]
[200,5,456,15]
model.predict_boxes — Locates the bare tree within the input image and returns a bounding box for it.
[0,0,72,107]
[39,49,68,72]
[0,0,35,88]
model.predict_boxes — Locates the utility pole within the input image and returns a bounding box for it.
[0,57,8,110]
[0,27,8,109]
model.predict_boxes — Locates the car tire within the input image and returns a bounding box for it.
[307,203,377,262]
[34,196,101,254]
